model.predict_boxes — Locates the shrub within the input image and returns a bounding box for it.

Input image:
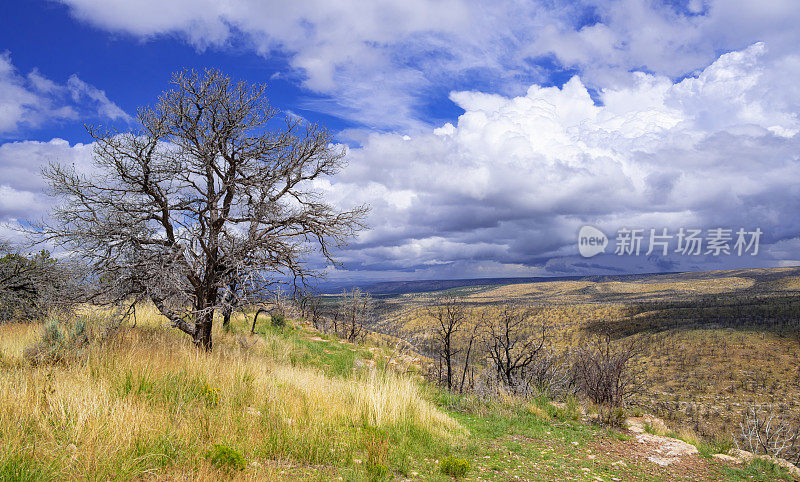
[440,455,470,478]
[23,313,94,365]
[270,313,286,329]
[205,443,246,472]
[607,407,627,427]
[571,333,645,425]
[560,395,582,421]
[739,405,800,465]
[627,405,645,417]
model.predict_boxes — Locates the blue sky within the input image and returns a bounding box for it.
[1,0,800,281]
[0,2,352,142]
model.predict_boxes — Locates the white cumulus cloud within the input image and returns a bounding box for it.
[0,52,130,137]
[0,139,94,242]
[53,0,800,131]
[317,43,800,279]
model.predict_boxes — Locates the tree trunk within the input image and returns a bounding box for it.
[445,344,453,390]
[252,308,268,334]
[460,335,474,393]
[193,311,214,351]
[222,306,232,329]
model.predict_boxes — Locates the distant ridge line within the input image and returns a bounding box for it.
[317,271,685,295]
[315,266,800,295]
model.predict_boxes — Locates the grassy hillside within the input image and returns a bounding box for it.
[0,307,460,480]
[0,303,794,480]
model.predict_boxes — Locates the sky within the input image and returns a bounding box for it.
[1,0,799,282]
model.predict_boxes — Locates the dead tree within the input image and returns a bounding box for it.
[459,325,477,393]
[739,405,800,465]
[294,288,323,329]
[337,288,373,342]
[483,304,549,391]
[425,296,467,390]
[220,278,239,330]
[40,69,367,350]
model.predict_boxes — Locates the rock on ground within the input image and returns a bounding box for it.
[711,453,740,463]
[626,415,668,435]
[636,433,699,466]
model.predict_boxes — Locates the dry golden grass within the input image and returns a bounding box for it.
[0,307,463,480]
[0,322,40,362]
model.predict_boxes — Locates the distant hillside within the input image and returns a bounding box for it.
[314,268,800,295]
[318,276,586,295]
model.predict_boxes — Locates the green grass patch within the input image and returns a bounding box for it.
[0,453,56,482]
[206,443,246,472]
[721,458,796,481]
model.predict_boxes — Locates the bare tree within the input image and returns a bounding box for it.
[739,405,800,465]
[220,278,239,330]
[459,323,477,393]
[424,296,467,390]
[40,69,367,350]
[337,287,373,342]
[294,288,323,329]
[522,347,573,398]
[483,304,549,390]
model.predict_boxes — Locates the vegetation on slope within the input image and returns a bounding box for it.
[0,306,459,480]
[1,301,795,480]
[377,268,800,452]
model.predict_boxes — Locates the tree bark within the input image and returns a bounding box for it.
[445,340,453,390]
[222,306,232,329]
[460,334,474,393]
[193,311,214,351]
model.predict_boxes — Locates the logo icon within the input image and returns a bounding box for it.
[578,225,608,258]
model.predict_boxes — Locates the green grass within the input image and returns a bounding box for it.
[721,458,795,481]
[423,387,799,481]
[0,453,57,482]
[115,369,223,408]
[291,336,363,377]
[252,316,378,376]
[695,437,736,459]
[425,389,646,480]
